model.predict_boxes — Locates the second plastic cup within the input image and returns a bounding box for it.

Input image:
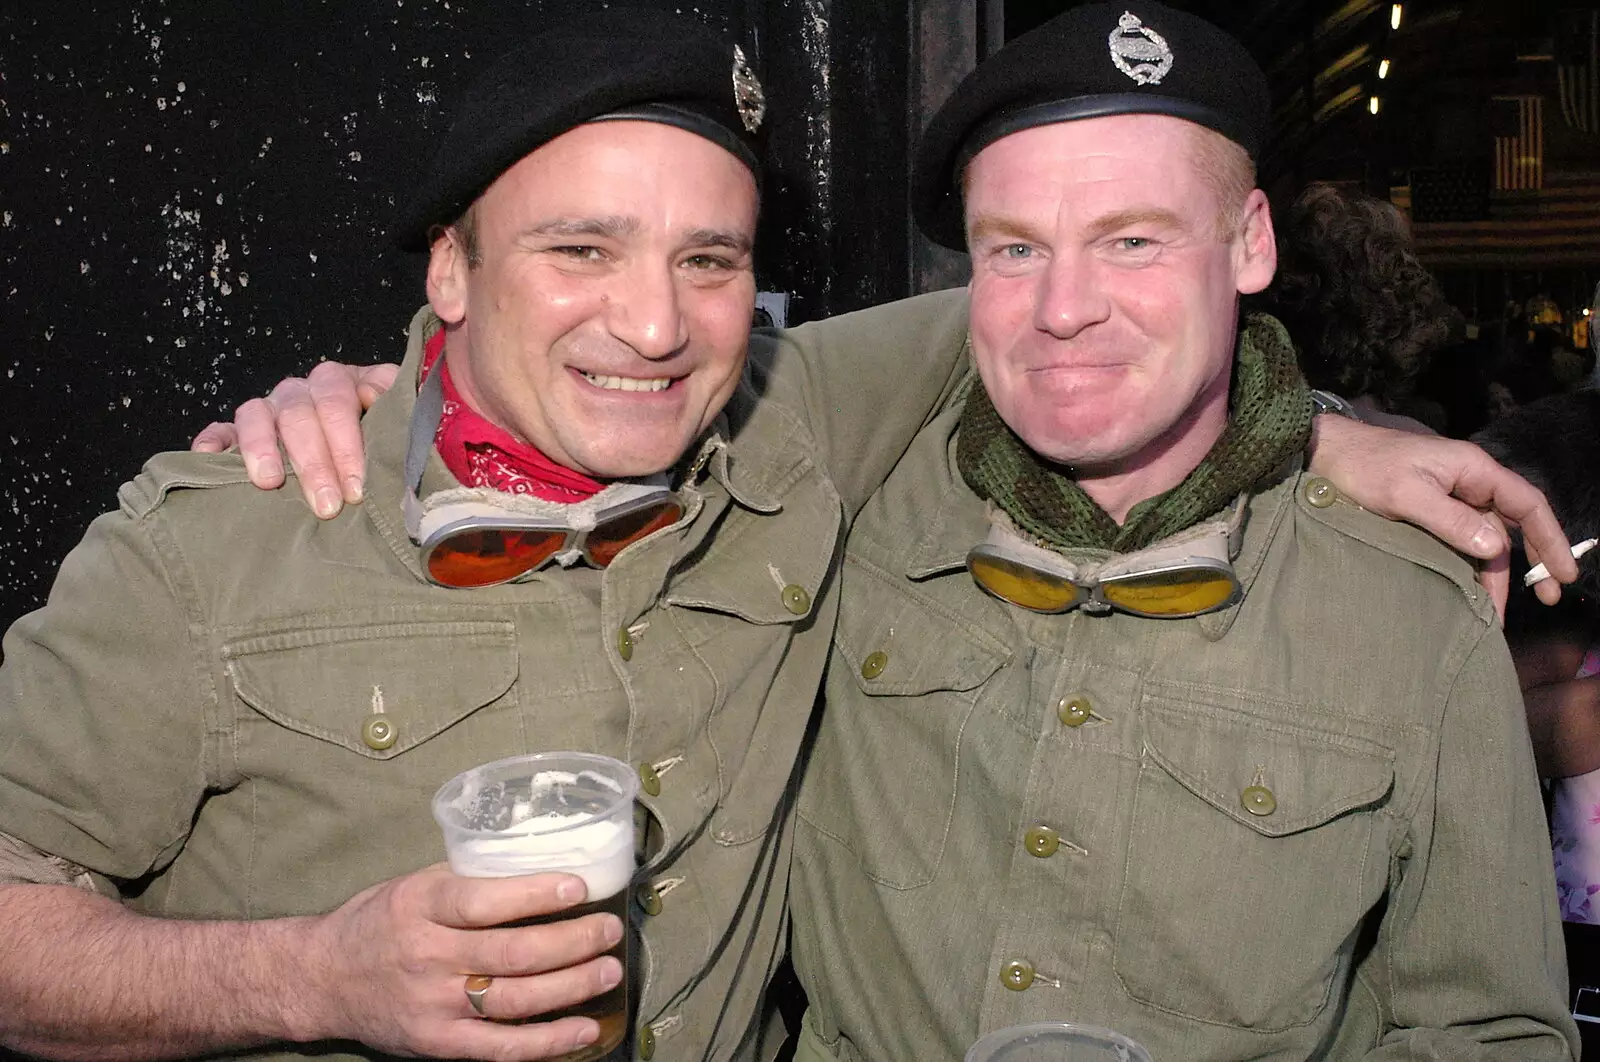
[432,751,638,1062]
[965,1022,1154,1062]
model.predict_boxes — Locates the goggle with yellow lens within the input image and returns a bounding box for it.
[967,499,1247,619]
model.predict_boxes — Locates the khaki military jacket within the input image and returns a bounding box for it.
[790,390,1578,1060]
[0,292,971,1062]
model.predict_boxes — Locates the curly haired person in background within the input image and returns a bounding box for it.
[1254,182,1460,432]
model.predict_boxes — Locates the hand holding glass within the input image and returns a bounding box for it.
[433,752,638,1062]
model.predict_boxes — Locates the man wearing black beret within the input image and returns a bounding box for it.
[786,4,1578,1060]
[171,5,1578,1062]
[0,9,981,1062]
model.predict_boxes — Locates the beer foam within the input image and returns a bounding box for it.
[445,802,634,895]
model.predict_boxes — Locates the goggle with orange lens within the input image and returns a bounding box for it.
[410,486,683,588]
[402,358,683,588]
[967,500,1246,619]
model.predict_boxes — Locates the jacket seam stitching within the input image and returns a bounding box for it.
[139,505,229,851]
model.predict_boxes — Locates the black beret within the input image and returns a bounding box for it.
[913,2,1269,249]
[396,9,764,252]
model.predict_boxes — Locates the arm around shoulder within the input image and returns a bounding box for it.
[1308,415,1578,616]
[753,288,973,515]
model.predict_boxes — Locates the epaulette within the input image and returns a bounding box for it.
[1293,475,1495,624]
[118,450,256,520]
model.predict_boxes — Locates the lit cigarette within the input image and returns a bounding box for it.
[1524,537,1599,587]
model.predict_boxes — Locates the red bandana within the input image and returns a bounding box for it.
[421,330,605,503]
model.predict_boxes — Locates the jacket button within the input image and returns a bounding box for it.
[1057,696,1091,727]
[638,1025,657,1060]
[360,716,397,751]
[1241,784,1277,816]
[1304,477,1337,509]
[1024,825,1060,858]
[638,762,662,798]
[781,584,811,615]
[616,627,634,661]
[1000,959,1035,991]
[636,883,663,917]
[861,651,888,680]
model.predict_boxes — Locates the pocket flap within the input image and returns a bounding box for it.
[1140,693,1394,837]
[663,474,841,625]
[225,619,517,759]
[834,557,1010,697]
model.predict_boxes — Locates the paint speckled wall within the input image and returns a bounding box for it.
[1,0,924,633]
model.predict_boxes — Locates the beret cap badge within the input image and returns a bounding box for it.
[732,45,765,133]
[1108,11,1174,86]
[911,1,1266,248]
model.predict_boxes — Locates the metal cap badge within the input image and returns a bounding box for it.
[912,1,1267,249]
[733,45,766,133]
[1109,11,1174,86]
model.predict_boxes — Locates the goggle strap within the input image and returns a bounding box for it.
[403,487,426,545]
[1224,492,1249,561]
[403,358,449,544]
[406,357,446,497]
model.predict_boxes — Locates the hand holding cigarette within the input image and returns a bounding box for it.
[1524,537,1598,588]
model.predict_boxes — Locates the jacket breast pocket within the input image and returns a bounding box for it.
[1113,691,1394,1031]
[225,616,519,765]
[215,615,522,907]
[797,557,1008,890]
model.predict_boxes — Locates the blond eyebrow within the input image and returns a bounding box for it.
[965,214,1046,246]
[968,208,1193,247]
[1085,208,1187,240]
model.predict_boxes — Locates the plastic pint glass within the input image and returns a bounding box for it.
[433,752,638,1062]
[965,1022,1154,1062]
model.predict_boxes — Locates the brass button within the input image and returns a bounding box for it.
[636,883,663,917]
[1000,959,1035,991]
[1304,477,1337,509]
[360,716,397,751]
[1057,696,1091,727]
[1024,825,1060,858]
[617,626,634,661]
[638,1025,657,1060]
[781,584,811,616]
[638,762,662,798]
[861,650,888,680]
[1241,784,1277,816]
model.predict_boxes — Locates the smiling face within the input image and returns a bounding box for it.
[426,120,759,479]
[963,114,1276,518]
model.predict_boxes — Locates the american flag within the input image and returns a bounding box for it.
[1557,9,1599,136]
[1405,170,1600,268]
[1492,96,1543,192]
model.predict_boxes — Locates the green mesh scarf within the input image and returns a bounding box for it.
[956,313,1313,552]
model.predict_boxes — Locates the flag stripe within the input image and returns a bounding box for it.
[1411,168,1600,266]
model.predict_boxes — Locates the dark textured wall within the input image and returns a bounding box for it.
[1,0,931,633]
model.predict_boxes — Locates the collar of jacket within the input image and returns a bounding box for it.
[362,307,799,584]
[899,402,1301,640]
